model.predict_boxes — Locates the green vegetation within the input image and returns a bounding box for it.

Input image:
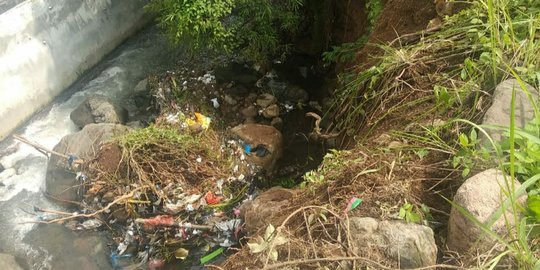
[322,0,382,64]
[146,0,303,62]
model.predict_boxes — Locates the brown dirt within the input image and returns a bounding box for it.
[355,0,437,69]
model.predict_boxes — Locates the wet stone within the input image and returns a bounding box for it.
[241,106,258,119]
[256,93,277,108]
[230,123,283,172]
[70,95,128,129]
[270,117,283,129]
[223,95,238,106]
[262,104,280,119]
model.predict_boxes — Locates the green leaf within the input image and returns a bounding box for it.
[462,167,471,177]
[470,129,477,142]
[459,133,469,147]
[200,247,224,265]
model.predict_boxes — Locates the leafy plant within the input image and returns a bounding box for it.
[146,0,303,62]
[247,224,288,261]
[452,128,490,177]
[365,0,383,29]
[398,200,432,225]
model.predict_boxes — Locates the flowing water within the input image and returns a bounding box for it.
[0,26,180,269]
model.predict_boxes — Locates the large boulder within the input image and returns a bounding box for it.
[0,253,23,270]
[45,124,130,203]
[240,187,298,233]
[482,79,538,143]
[230,123,283,172]
[446,169,526,254]
[350,217,437,269]
[70,95,128,129]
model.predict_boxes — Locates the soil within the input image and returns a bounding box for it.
[355,0,437,69]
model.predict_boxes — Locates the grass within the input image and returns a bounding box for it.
[318,0,540,268]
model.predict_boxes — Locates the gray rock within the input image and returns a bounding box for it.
[0,162,4,173]
[230,123,283,172]
[350,217,437,269]
[45,124,130,203]
[70,95,128,128]
[378,221,437,268]
[482,79,538,143]
[0,253,23,270]
[262,104,280,119]
[447,169,526,254]
[256,93,277,108]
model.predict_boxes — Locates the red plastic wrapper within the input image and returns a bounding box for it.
[136,215,175,229]
[205,191,223,205]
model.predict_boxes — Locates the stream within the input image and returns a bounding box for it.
[0,26,181,269]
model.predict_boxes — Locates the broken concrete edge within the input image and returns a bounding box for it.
[0,0,152,140]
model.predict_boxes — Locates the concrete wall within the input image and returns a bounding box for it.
[0,0,150,140]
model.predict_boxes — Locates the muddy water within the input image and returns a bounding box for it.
[0,26,180,269]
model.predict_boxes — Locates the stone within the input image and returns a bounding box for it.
[70,95,128,128]
[46,123,130,203]
[240,187,298,233]
[482,79,539,143]
[0,253,23,270]
[245,93,258,105]
[241,106,258,119]
[446,169,526,254]
[133,78,151,108]
[223,95,238,106]
[350,217,437,269]
[256,93,277,108]
[262,104,280,119]
[281,85,309,103]
[378,221,437,268]
[230,123,283,172]
[270,117,283,129]
[0,162,4,173]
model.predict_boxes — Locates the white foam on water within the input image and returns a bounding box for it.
[0,27,178,268]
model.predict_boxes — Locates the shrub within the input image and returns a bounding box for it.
[146,0,303,62]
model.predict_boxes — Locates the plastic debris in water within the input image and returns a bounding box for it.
[195,112,211,129]
[174,247,189,260]
[184,112,211,130]
[205,191,223,205]
[147,258,165,270]
[80,219,102,230]
[344,197,362,215]
[243,143,251,154]
[210,97,220,108]
[135,215,175,229]
[251,144,270,157]
[243,143,270,157]
[200,247,224,265]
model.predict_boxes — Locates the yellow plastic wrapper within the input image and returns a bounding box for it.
[194,112,211,129]
[184,113,211,130]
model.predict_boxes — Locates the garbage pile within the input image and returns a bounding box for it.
[59,117,269,268]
